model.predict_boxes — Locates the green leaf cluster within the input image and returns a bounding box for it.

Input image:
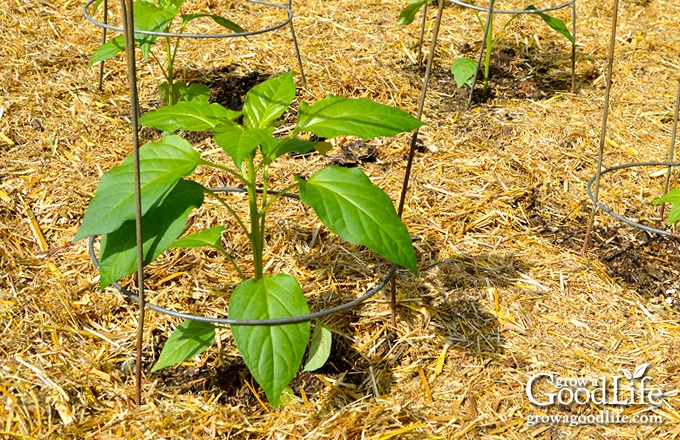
[75,71,423,407]
[398,1,574,92]
[89,0,243,105]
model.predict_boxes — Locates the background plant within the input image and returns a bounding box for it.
[654,187,680,226]
[74,71,423,407]
[399,0,574,94]
[89,0,243,105]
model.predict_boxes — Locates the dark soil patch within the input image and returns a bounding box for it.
[403,43,578,110]
[534,214,680,308]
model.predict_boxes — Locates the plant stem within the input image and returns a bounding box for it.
[245,156,264,279]
[260,182,300,215]
[203,189,250,237]
[483,9,493,94]
[164,36,175,105]
[198,159,248,185]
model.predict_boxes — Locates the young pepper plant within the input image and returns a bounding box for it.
[89,0,243,105]
[74,71,423,407]
[654,187,680,227]
[399,0,574,94]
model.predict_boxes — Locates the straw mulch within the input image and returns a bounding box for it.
[2,0,680,438]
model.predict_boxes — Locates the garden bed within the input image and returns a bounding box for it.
[1,0,679,438]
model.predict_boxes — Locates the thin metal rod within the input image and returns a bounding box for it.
[88,237,398,325]
[120,0,145,406]
[390,0,446,327]
[288,22,306,86]
[658,79,680,221]
[570,0,576,93]
[416,1,429,63]
[466,0,495,110]
[98,0,108,90]
[581,0,619,256]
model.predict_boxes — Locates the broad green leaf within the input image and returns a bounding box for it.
[297,96,424,139]
[88,35,125,68]
[139,101,241,132]
[298,166,418,275]
[398,0,430,26]
[171,226,226,253]
[450,57,478,88]
[243,71,296,129]
[653,187,680,226]
[526,5,574,43]
[230,274,310,407]
[98,179,204,288]
[261,137,333,165]
[74,135,200,241]
[213,125,275,168]
[133,1,178,59]
[151,319,215,372]
[180,82,211,103]
[181,13,244,33]
[303,319,332,372]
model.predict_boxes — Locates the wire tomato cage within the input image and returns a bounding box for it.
[83,0,306,87]
[582,0,680,252]
[88,188,399,326]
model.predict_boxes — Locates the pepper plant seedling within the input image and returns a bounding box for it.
[654,187,680,226]
[74,71,423,407]
[89,0,243,105]
[399,0,574,94]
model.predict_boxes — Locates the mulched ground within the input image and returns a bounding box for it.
[1,0,680,438]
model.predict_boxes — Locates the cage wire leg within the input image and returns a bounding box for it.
[287,0,306,86]
[416,1,429,63]
[120,0,147,406]
[581,0,619,256]
[466,0,495,110]
[390,0,446,327]
[570,0,576,93]
[658,78,680,221]
[97,0,109,90]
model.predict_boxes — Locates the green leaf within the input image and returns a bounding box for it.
[297,96,424,139]
[139,101,241,132]
[653,187,680,226]
[88,35,125,68]
[180,82,211,103]
[213,125,275,168]
[181,13,244,33]
[133,1,178,59]
[303,320,332,372]
[158,81,184,106]
[526,5,574,43]
[261,137,333,165]
[171,226,227,252]
[450,57,478,88]
[92,0,104,13]
[74,135,201,241]
[98,179,204,288]
[151,320,216,372]
[243,71,297,129]
[298,166,418,275]
[229,274,310,408]
[398,0,430,26]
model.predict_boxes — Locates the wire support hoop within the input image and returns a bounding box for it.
[88,187,399,326]
[586,161,680,238]
[449,0,574,14]
[83,0,294,38]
